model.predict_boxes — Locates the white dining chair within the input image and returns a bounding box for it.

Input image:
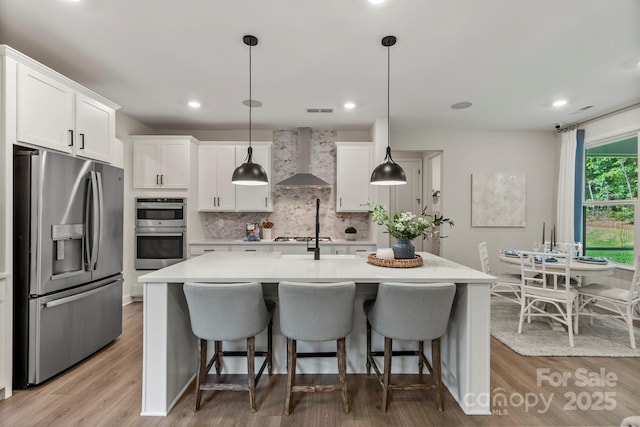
[478,242,521,303]
[518,251,579,347]
[545,241,582,256]
[578,254,640,349]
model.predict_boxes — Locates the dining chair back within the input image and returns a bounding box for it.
[518,251,579,347]
[478,242,521,303]
[578,254,640,348]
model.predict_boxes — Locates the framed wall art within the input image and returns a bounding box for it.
[471,172,526,227]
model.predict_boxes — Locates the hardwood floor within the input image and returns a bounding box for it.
[1,302,638,426]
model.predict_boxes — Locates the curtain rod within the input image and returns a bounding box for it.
[557,102,640,132]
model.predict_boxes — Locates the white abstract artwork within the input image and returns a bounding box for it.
[471,172,526,227]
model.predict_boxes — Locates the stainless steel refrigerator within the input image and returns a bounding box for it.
[13,147,124,388]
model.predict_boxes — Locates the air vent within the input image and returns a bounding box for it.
[570,105,594,114]
[306,108,334,113]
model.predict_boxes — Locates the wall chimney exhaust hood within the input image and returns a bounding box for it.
[275,127,332,189]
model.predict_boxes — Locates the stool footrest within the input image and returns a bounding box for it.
[292,384,343,393]
[296,351,337,358]
[220,351,269,357]
[370,350,420,357]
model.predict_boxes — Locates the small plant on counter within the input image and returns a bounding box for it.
[344,226,357,241]
[366,203,454,240]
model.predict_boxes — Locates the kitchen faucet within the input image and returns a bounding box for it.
[307,198,321,260]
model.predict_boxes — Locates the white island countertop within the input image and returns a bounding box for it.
[138,251,495,417]
[139,251,494,284]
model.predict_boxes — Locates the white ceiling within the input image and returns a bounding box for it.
[0,0,638,132]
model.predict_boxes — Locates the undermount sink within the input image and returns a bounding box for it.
[280,254,359,260]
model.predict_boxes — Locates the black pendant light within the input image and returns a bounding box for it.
[232,35,269,186]
[370,35,406,186]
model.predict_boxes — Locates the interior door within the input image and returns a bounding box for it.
[390,159,423,251]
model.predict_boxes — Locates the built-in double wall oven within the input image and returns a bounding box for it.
[135,198,186,270]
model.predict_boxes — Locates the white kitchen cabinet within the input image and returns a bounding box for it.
[235,144,272,211]
[198,142,272,212]
[0,276,8,399]
[198,144,237,211]
[349,245,376,257]
[132,136,194,189]
[336,142,373,212]
[16,63,116,163]
[189,244,230,257]
[231,245,271,253]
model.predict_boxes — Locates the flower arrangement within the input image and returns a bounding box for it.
[366,203,454,240]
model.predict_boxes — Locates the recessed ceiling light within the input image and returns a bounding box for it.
[242,99,263,107]
[552,99,568,107]
[187,100,201,109]
[344,102,356,109]
[368,0,385,4]
[451,101,472,110]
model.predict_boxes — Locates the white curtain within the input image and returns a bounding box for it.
[556,129,577,243]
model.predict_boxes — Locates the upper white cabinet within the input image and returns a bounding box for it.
[198,142,272,212]
[132,136,195,189]
[198,144,237,210]
[336,142,373,212]
[16,63,116,163]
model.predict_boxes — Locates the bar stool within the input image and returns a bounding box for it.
[278,281,356,415]
[364,282,456,412]
[183,282,275,412]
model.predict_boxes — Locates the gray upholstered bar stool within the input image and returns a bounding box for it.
[183,282,275,412]
[278,281,356,415]
[364,282,456,412]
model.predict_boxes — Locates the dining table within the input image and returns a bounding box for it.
[498,253,617,278]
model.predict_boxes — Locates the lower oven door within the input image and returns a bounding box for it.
[135,227,186,270]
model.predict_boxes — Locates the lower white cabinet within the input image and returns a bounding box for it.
[332,245,376,257]
[231,245,272,253]
[189,245,230,257]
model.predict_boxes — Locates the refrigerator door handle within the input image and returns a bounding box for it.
[84,175,92,270]
[88,171,100,270]
[95,171,104,270]
[42,283,113,308]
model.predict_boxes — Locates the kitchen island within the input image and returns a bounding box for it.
[138,251,495,416]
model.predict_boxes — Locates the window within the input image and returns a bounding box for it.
[583,134,638,264]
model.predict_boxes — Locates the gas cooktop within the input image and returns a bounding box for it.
[273,236,332,242]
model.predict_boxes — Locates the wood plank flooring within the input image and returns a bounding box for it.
[1,302,639,426]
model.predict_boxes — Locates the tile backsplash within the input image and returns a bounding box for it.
[201,129,371,240]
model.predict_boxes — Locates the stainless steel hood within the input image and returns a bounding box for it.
[276,127,332,189]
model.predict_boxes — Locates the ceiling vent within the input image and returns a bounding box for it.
[306,108,334,113]
[570,105,594,114]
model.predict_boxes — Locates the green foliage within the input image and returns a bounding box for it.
[345,226,357,233]
[366,203,454,240]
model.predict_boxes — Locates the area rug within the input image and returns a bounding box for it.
[490,298,640,357]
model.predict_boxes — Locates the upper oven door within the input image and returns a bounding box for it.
[135,201,185,227]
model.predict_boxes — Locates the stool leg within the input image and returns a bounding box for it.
[195,339,207,411]
[366,320,371,375]
[382,337,392,412]
[337,337,349,413]
[267,320,273,375]
[285,338,297,415]
[432,338,444,411]
[247,336,257,412]
[214,340,222,375]
[418,341,424,374]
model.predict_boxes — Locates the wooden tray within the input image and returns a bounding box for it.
[367,253,423,268]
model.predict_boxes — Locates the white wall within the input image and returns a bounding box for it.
[392,129,559,270]
[115,111,153,302]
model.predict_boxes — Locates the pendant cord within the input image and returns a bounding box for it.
[249,42,252,150]
[387,43,390,152]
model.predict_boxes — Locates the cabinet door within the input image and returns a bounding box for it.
[197,145,236,211]
[349,245,376,257]
[133,141,161,188]
[17,64,74,154]
[336,144,372,212]
[75,93,114,163]
[160,141,189,189]
[235,145,272,211]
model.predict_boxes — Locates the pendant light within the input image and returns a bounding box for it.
[232,34,269,186]
[370,35,406,186]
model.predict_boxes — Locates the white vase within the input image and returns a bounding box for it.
[262,228,272,240]
[345,233,357,241]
